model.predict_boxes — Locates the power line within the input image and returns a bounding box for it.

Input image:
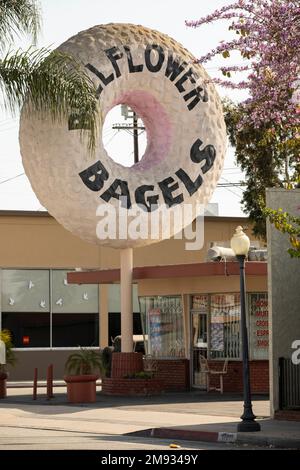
[218,176,244,198]
[103,130,119,147]
[112,124,145,132]
[0,173,25,185]
[215,186,242,199]
[223,167,241,170]
[221,175,245,187]
[102,127,115,137]
[217,182,246,187]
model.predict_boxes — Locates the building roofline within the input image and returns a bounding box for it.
[67,261,267,284]
[0,210,50,217]
[0,209,249,223]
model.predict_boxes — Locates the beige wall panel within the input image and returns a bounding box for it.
[0,216,101,268]
[0,214,259,272]
[137,276,267,297]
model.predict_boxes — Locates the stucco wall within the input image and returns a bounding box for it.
[266,189,300,416]
[0,212,257,269]
[137,275,267,297]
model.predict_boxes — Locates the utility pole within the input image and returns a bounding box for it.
[112,106,145,164]
[133,111,139,164]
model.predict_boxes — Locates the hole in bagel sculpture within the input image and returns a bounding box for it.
[20,23,227,249]
[102,103,147,169]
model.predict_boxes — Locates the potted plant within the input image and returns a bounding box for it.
[64,348,104,403]
[0,329,17,399]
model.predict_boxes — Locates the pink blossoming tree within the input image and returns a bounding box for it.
[187,0,300,245]
[186,0,300,132]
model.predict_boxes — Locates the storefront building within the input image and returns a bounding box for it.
[0,211,268,393]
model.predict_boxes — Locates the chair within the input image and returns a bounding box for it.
[143,354,158,375]
[199,355,228,394]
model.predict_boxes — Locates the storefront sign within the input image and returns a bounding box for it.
[148,308,162,356]
[249,293,269,360]
[20,23,226,248]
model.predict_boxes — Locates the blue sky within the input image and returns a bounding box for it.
[0,0,247,215]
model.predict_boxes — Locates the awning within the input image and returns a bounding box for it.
[67,261,267,284]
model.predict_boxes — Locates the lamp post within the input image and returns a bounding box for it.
[231,226,261,432]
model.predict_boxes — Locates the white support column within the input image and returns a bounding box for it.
[120,248,133,352]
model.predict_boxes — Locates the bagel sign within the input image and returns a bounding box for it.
[79,138,215,211]
[20,24,227,248]
[84,43,208,110]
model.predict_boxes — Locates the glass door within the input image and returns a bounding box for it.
[190,295,208,389]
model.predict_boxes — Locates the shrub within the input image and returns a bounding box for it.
[0,329,17,372]
[101,346,114,377]
[65,348,104,376]
[124,371,154,379]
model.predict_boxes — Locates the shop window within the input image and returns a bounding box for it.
[108,284,139,312]
[1,269,50,312]
[210,293,241,359]
[2,312,50,347]
[51,271,99,347]
[52,313,99,347]
[108,312,142,344]
[52,270,98,313]
[0,269,100,349]
[248,293,269,360]
[139,296,184,358]
[191,295,209,388]
[108,284,142,344]
[1,270,50,347]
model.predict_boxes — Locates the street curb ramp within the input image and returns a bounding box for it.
[126,427,300,449]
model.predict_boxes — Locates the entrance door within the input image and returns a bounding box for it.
[191,310,208,389]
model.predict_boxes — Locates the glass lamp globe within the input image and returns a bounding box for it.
[230,226,250,256]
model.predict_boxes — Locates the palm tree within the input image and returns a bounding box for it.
[0,0,99,150]
[65,348,104,376]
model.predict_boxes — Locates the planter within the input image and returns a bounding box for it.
[0,372,8,399]
[64,374,99,403]
[111,352,143,378]
[102,377,164,396]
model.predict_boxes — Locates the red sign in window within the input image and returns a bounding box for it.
[22,336,30,345]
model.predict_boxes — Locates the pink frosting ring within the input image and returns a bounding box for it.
[110,90,172,171]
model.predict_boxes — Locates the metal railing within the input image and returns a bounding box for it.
[279,357,300,409]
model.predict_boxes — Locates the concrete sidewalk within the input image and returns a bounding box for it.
[1,386,299,449]
[129,418,300,449]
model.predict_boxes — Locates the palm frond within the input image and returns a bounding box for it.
[0,47,100,151]
[0,0,41,48]
[65,349,104,375]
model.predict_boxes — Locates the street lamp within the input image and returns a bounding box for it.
[231,226,261,432]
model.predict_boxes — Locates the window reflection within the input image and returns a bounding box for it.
[210,293,240,359]
[52,313,99,347]
[1,269,99,348]
[2,312,50,347]
[139,296,184,358]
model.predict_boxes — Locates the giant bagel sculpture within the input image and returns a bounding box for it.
[20,23,227,248]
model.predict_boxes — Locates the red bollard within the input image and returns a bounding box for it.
[46,364,54,400]
[33,368,38,400]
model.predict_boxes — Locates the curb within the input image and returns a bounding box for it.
[126,427,300,449]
